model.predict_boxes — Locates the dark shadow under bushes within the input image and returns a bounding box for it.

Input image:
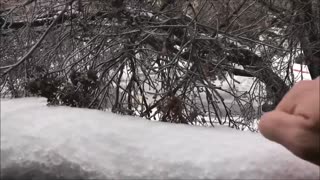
[26,68,99,108]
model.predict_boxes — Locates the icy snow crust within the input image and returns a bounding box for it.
[1,98,319,179]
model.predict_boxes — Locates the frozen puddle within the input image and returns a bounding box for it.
[1,98,319,179]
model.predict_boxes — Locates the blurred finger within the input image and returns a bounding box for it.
[276,80,313,113]
[259,111,305,148]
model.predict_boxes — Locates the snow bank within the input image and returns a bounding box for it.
[1,98,319,179]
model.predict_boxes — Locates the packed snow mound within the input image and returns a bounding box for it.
[1,98,319,179]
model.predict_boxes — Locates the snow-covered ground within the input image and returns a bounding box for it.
[1,98,319,179]
[292,63,312,81]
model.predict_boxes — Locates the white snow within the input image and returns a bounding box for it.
[293,63,312,81]
[1,98,319,179]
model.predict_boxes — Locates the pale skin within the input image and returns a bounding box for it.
[259,77,320,166]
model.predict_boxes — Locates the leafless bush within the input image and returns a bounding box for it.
[1,0,319,131]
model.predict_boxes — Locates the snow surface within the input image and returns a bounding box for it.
[1,98,319,179]
[292,63,312,81]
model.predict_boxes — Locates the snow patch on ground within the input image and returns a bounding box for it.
[1,98,319,179]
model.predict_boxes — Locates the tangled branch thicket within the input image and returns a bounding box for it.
[1,0,319,131]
